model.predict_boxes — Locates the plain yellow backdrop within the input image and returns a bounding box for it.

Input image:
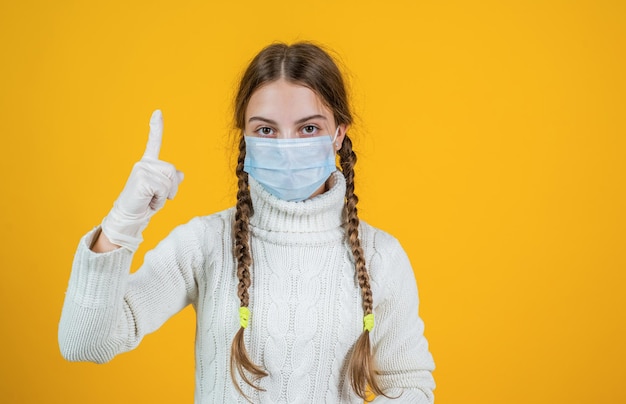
[1,1,625,403]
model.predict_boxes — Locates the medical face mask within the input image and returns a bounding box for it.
[243,130,338,202]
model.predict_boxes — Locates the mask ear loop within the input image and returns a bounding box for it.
[332,126,341,150]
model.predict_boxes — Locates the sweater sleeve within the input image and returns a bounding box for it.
[369,232,436,403]
[58,217,205,363]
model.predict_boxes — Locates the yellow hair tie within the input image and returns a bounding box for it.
[363,313,375,332]
[239,307,250,329]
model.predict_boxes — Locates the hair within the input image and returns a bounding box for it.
[230,42,386,401]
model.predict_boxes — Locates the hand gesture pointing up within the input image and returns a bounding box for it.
[101,110,184,252]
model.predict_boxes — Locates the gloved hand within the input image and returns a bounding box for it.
[101,110,184,252]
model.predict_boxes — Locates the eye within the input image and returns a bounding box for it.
[301,125,319,136]
[255,126,275,137]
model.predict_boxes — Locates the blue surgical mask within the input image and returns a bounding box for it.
[243,131,338,202]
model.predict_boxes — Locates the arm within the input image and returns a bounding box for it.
[58,110,188,362]
[58,219,203,363]
[90,227,121,253]
[370,234,436,403]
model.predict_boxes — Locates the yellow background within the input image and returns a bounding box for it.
[1,1,624,403]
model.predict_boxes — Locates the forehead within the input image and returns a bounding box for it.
[245,79,332,123]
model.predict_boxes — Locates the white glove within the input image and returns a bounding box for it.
[101,110,184,251]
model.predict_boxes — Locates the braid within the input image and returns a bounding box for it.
[339,135,387,400]
[339,136,374,315]
[234,136,253,308]
[230,135,268,399]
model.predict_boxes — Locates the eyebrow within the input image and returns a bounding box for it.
[248,114,328,125]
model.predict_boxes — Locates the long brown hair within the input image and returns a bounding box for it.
[230,42,385,401]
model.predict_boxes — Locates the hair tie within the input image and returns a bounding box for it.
[363,313,375,332]
[239,306,250,329]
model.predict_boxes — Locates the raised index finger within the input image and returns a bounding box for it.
[143,109,163,160]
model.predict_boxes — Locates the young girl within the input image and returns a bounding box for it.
[59,42,435,403]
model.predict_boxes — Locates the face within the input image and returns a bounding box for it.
[244,78,348,199]
[245,78,347,143]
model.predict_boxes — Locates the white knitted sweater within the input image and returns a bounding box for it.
[59,171,435,403]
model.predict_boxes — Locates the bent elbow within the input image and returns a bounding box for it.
[58,327,117,364]
[59,343,114,364]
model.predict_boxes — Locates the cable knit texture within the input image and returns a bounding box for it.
[59,171,435,403]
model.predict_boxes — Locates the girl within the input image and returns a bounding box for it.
[59,42,435,403]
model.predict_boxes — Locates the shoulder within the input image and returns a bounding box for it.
[155,207,235,259]
[174,207,234,233]
[359,220,404,262]
[359,220,416,292]
[181,207,235,236]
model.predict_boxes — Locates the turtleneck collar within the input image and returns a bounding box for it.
[248,170,346,234]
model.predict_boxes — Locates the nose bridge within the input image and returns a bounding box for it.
[276,128,298,139]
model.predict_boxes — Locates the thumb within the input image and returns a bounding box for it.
[166,169,185,200]
[142,109,163,160]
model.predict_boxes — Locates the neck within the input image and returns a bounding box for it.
[248,171,346,234]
